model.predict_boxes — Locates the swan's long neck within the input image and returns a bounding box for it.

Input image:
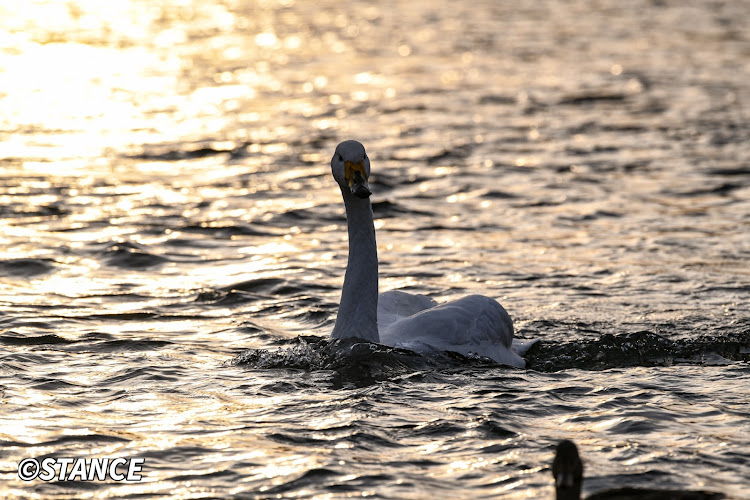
[331,188,379,342]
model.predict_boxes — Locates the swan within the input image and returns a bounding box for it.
[553,440,584,500]
[328,139,532,368]
[553,440,725,500]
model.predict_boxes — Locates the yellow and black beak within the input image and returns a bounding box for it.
[345,160,371,198]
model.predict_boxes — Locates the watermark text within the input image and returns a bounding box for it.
[18,457,145,482]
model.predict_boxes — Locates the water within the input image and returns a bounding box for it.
[1,0,749,498]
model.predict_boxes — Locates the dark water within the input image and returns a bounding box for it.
[1,0,749,498]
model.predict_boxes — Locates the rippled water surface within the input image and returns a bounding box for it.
[2,0,749,498]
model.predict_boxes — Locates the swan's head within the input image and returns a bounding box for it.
[331,140,371,199]
[552,440,583,500]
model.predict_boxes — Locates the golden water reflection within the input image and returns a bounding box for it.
[2,0,531,169]
[2,1,749,498]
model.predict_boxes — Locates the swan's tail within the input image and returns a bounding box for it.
[511,338,540,357]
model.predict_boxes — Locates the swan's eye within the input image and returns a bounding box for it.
[338,154,343,162]
[364,153,368,160]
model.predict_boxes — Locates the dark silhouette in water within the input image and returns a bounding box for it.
[553,440,724,500]
[554,440,583,500]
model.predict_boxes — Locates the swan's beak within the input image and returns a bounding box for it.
[350,170,371,198]
[345,160,371,198]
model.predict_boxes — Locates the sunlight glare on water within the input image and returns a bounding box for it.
[1,0,749,498]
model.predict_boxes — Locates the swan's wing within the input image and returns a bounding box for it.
[380,294,526,368]
[377,290,438,330]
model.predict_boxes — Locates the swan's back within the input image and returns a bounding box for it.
[379,294,525,367]
[377,290,438,330]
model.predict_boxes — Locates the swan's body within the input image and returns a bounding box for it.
[329,140,529,368]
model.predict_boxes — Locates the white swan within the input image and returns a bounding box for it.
[329,140,531,368]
